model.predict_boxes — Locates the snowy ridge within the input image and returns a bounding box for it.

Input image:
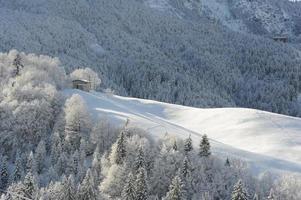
[65,89,301,174]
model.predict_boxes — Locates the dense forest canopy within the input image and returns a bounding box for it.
[0,0,300,116]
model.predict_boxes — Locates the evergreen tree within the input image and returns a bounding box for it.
[164,175,186,200]
[122,173,136,200]
[135,167,148,200]
[134,146,145,171]
[184,135,193,153]
[231,180,248,200]
[12,151,23,183]
[78,169,99,200]
[114,131,127,165]
[172,140,178,151]
[0,156,9,190]
[22,172,37,199]
[199,135,211,157]
[181,156,190,178]
[59,175,76,200]
[26,151,36,173]
[35,140,46,174]
[91,148,102,183]
[225,158,231,167]
[13,53,24,77]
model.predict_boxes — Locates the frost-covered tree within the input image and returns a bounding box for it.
[181,156,190,178]
[12,151,23,183]
[64,94,92,150]
[12,53,24,77]
[112,131,127,165]
[134,145,145,171]
[199,135,211,157]
[135,167,148,200]
[35,140,47,174]
[184,135,193,153]
[231,180,248,200]
[22,172,37,199]
[0,156,9,190]
[58,175,76,200]
[78,169,99,200]
[164,175,186,200]
[26,151,36,174]
[122,172,136,200]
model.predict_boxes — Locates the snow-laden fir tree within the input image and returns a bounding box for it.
[122,172,136,200]
[22,172,37,199]
[134,145,145,171]
[58,175,76,200]
[135,167,148,200]
[172,140,178,151]
[78,169,99,200]
[231,180,248,200]
[35,140,46,174]
[26,151,36,174]
[12,151,23,183]
[91,146,102,183]
[0,156,9,191]
[164,175,186,200]
[181,156,190,178]
[12,53,23,77]
[199,134,211,157]
[114,131,127,165]
[184,135,193,153]
[225,158,231,167]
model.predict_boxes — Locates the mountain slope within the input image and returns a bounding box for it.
[65,89,301,174]
[0,0,301,116]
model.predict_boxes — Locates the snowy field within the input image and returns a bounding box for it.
[65,89,301,175]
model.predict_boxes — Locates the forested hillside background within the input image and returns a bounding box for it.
[0,0,301,116]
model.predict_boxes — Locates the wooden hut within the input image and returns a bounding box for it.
[72,79,91,92]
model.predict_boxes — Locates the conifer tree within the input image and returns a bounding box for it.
[225,158,231,167]
[12,151,23,183]
[114,131,127,165]
[91,148,102,183]
[134,146,145,171]
[172,140,178,151]
[181,156,190,178]
[164,175,186,200]
[135,167,148,200]
[26,151,36,173]
[184,135,193,153]
[22,172,37,199]
[13,53,24,77]
[59,175,76,200]
[122,173,136,200]
[35,140,46,174]
[78,169,99,200]
[0,156,9,190]
[231,180,248,200]
[199,134,211,157]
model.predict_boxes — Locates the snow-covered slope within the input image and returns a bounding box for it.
[65,89,301,174]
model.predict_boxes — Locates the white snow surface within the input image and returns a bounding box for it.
[65,89,301,174]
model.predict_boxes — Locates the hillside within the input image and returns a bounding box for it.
[0,0,301,117]
[65,89,301,174]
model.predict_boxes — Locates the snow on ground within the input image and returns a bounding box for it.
[64,89,301,174]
